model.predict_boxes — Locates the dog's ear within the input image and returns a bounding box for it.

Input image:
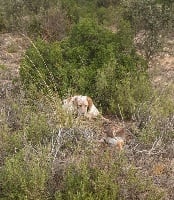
[87,96,93,110]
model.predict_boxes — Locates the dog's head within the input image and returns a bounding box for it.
[73,96,93,116]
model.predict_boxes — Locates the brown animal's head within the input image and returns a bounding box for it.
[102,120,127,139]
[73,96,93,116]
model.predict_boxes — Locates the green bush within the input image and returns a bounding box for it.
[0,89,63,159]
[60,0,121,25]
[122,0,173,59]
[61,18,115,68]
[20,19,151,118]
[135,85,174,144]
[0,0,67,38]
[96,60,151,117]
[20,19,116,97]
[20,39,68,97]
[1,145,51,200]
[60,18,116,95]
[55,153,164,200]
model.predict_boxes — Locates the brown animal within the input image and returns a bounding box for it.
[99,121,126,151]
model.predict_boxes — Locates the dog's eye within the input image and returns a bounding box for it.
[78,105,82,107]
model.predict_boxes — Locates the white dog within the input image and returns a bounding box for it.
[62,95,100,119]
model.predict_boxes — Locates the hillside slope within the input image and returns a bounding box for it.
[0,32,174,199]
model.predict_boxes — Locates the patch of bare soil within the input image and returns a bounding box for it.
[0,33,28,98]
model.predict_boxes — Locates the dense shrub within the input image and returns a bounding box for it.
[55,153,164,200]
[1,146,51,200]
[60,18,116,95]
[95,60,151,117]
[134,85,174,144]
[0,87,64,162]
[41,8,68,41]
[20,39,68,97]
[20,19,151,118]
[122,0,173,59]
[0,0,68,39]
[0,82,171,199]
